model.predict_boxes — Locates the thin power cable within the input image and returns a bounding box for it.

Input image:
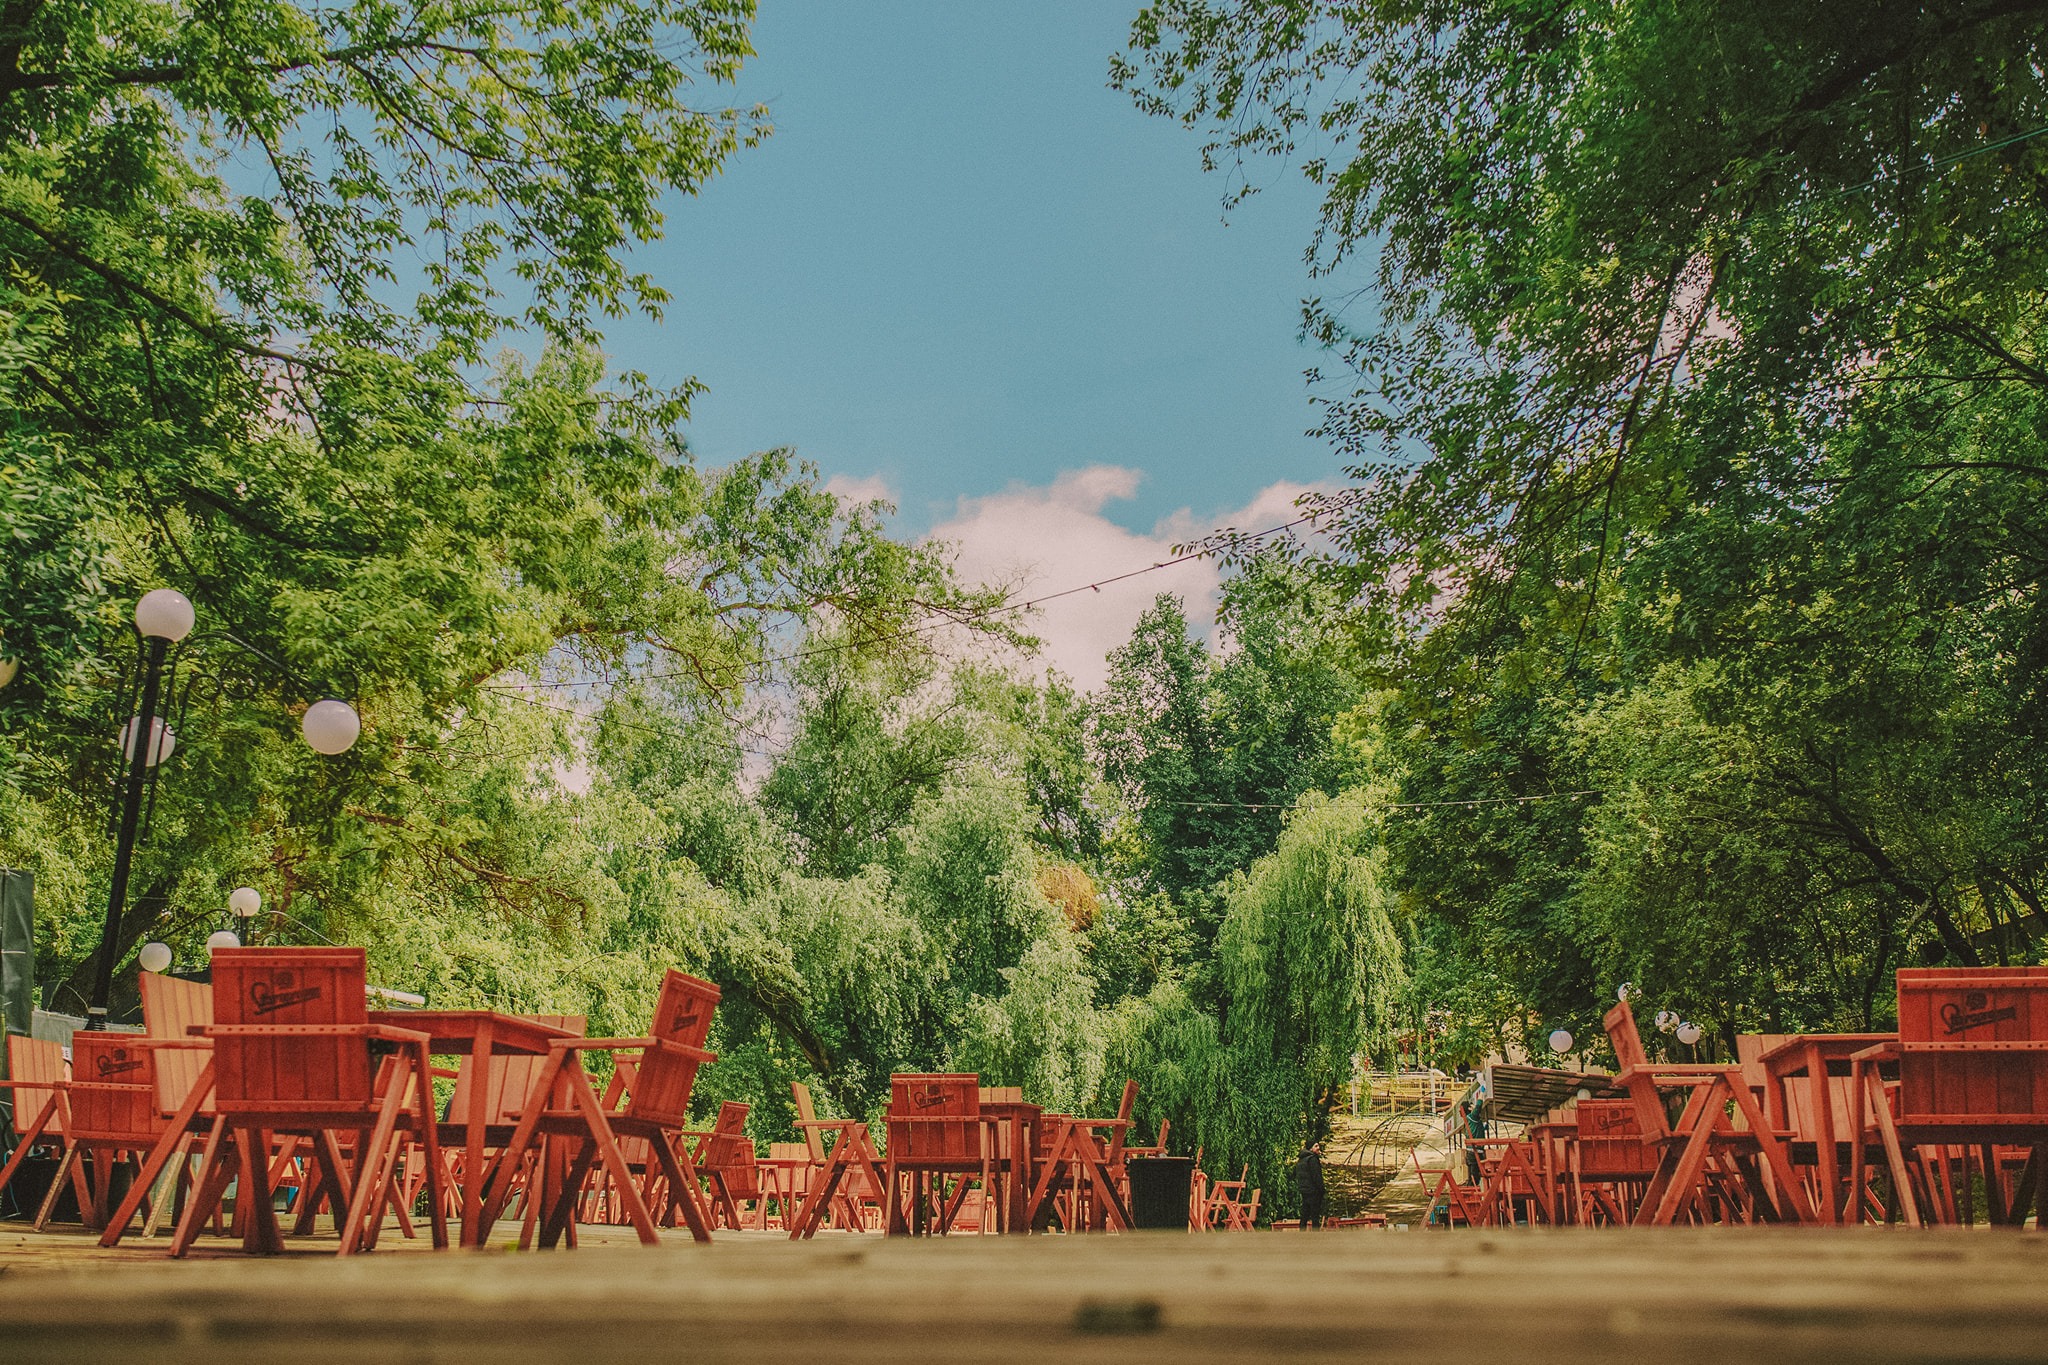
[515,514,1320,693]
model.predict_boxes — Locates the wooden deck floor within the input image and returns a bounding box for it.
[3,1223,2044,1363]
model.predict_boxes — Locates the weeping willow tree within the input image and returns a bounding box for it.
[1107,788,1405,1207]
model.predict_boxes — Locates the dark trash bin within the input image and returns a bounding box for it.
[1125,1156,1193,1230]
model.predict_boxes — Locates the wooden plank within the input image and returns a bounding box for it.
[3,1226,2048,1363]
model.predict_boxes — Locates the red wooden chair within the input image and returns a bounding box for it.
[1849,968,2048,1227]
[1604,997,1814,1225]
[1026,1083,1136,1232]
[63,1033,174,1231]
[786,1080,888,1238]
[169,947,447,1257]
[882,1072,986,1236]
[0,1035,91,1228]
[1569,1098,1656,1224]
[475,969,721,1247]
[691,1100,760,1229]
[1412,1149,1485,1227]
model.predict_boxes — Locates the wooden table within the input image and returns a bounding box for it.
[1757,1033,1894,1225]
[756,1149,812,1231]
[366,1010,582,1248]
[977,1092,1041,1233]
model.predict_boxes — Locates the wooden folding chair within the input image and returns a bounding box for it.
[476,970,721,1248]
[882,1073,987,1236]
[1026,1083,1135,1232]
[0,1035,91,1228]
[691,1100,760,1229]
[786,1080,888,1238]
[169,947,447,1257]
[1849,968,2048,1228]
[1604,998,1815,1226]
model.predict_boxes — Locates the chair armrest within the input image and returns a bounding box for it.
[550,1036,659,1050]
[201,1024,432,1046]
[124,1038,211,1051]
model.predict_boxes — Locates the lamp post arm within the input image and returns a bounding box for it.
[165,630,354,708]
[87,634,168,1029]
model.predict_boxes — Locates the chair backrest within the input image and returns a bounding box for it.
[66,1033,164,1143]
[140,972,212,1038]
[446,1014,585,1124]
[1603,998,1651,1073]
[650,971,720,1050]
[5,1035,67,1136]
[887,1073,980,1165]
[768,1141,810,1163]
[1895,968,2048,1124]
[702,1100,759,1196]
[790,1081,830,1162]
[208,947,373,1112]
[1107,1079,1139,1163]
[622,976,717,1127]
[1574,1098,1656,1177]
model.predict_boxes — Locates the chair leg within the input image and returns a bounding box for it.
[170,1120,238,1258]
[34,1146,79,1231]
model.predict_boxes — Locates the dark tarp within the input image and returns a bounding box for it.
[1,867,30,1124]
[1477,1062,1620,1125]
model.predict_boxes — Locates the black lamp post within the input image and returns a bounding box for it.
[85,589,361,1030]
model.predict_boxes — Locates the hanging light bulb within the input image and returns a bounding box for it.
[1548,1029,1574,1053]
[118,716,176,767]
[300,699,361,755]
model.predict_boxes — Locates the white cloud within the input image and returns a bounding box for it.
[823,472,896,508]
[929,466,1335,693]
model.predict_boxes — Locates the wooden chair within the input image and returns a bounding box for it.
[883,1073,987,1236]
[1026,1083,1136,1232]
[0,1035,91,1227]
[786,1080,888,1238]
[63,1033,175,1231]
[1411,1149,1483,1227]
[169,947,447,1257]
[1569,1098,1656,1225]
[476,970,721,1247]
[1604,997,1814,1225]
[1849,968,2048,1227]
[692,1100,760,1229]
[438,1013,585,1238]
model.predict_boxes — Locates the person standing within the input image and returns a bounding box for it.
[1293,1141,1326,1229]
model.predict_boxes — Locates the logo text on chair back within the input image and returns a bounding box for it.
[1940,992,2018,1035]
[251,971,324,1017]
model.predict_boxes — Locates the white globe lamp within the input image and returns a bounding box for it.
[134,589,196,642]
[1676,1021,1703,1046]
[137,941,173,974]
[0,654,16,689]
[119,716,176,767]
[1617,982,1633,1002]
[206,929,241,952]
[301,699,361,755]
[229,886,262,918]
[1547,1029,1574,1053]
[1654,1009,1677,1033]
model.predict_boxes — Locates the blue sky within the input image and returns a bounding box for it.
[605,0,1340,544]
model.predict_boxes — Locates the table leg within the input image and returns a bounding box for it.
[463,1021,494,1247]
